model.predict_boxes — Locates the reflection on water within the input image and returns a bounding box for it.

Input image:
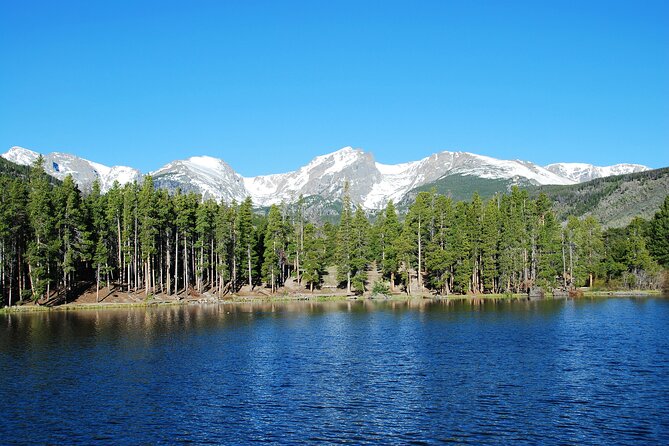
[1,297,668,444]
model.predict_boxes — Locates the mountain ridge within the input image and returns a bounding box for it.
[1,145,651,209]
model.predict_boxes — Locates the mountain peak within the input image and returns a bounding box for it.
[2,145,653,211]
[545,162,650,182]
[1,146,141,192]
[3,146,40,165]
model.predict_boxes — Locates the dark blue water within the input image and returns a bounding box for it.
[1,297,668,445]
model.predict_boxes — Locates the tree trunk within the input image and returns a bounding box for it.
[184,233,188,296]
[117,216,122,286]
[96,263,100,302]
[417,219,422,290]
[247,245,252,288]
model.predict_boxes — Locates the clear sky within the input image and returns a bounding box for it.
[1,0,668,175]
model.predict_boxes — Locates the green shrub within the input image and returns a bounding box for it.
[371,281,390,297]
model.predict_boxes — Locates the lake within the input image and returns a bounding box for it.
[1,297,668,444]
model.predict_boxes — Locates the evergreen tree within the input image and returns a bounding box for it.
[215,202,236,295]
[335,183,354,292]
[0,177,28,306]
[26,156,56,301]
[194,199,217,293]
[425,195,455,295]
[404,191,433,292]
[649,196,669,267]
[350,205,370,293]
[138,176,159,295]
[576,216,604,287]
[480,197,500,293]
[262,205,286,293]
[236,197,257,288]
[376,201,401,290]
[535,194,562,288]
[466,193,484,293]
[301,223,325,291]
[451,201,472,293]
[88,180,111,301]
[105,181,125,287]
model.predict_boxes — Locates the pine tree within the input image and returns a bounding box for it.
[451,201,472,293]
[350,205,370,293]
[293,194,305,284]
[404,191,433,292]
[301,223,325,291]
[425,195,455,295]
[88,180,111,301]
[0,178,28,306]
[138,176,159,295]
[624,218,655,276]
[194,199,217,293]
[335,183,354,292]
[215,202,236,295]
[535,194,562,288]
[564,216,581,286]
[27,156,55,301]
[105,181,124,287]
[376,201,401,290]
[236,197,257,288]
[575,216,604,287]
[649,196,669,267]
[154,188,174,295]
[262,205,286,293]
[466,193,484,293]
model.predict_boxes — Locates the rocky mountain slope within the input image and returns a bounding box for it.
[545,162,648,183]
[531,167,669,228]
[2,145,651,210]
[2,146,141,192]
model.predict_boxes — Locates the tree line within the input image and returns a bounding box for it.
[0,158,667,306]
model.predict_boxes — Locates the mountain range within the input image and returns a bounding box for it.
[1,145,650,210]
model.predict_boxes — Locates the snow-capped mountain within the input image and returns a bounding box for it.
[2,145,651,209]
[151,156,247,203]
[544,162,649,183]
[1,146,142,192]
[151,147,648,209]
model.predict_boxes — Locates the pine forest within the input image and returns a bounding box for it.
[1,157,668,307]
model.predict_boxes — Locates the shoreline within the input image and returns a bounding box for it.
[1,289,664,314]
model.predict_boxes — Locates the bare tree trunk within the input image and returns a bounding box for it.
[117,217,122,286]
[247,245,252,288]
[199,244,204,293]
[184,233,188,296]
[417,219,422,291]
[96,263,100,302]
[174,230,178,295]
[561,233,567,287]
[134,213,138,293]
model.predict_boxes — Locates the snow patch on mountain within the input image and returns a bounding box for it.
[2,145,651,210]
[1,146,142,192]
[151,156,247,202]
[545,163,649,183]
[3,146,40,166]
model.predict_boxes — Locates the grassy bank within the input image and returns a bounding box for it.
[1,289,664,314]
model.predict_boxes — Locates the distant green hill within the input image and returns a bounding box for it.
[0,156,33,180]
[398,174,534,209]
[530,167,669,228]
[0,156,62,185]
[398,167,669,228]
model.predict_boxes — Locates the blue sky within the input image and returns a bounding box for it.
[1,0,667,175]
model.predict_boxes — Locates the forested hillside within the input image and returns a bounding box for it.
[0,157,667,307]
[532,167,669,228]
